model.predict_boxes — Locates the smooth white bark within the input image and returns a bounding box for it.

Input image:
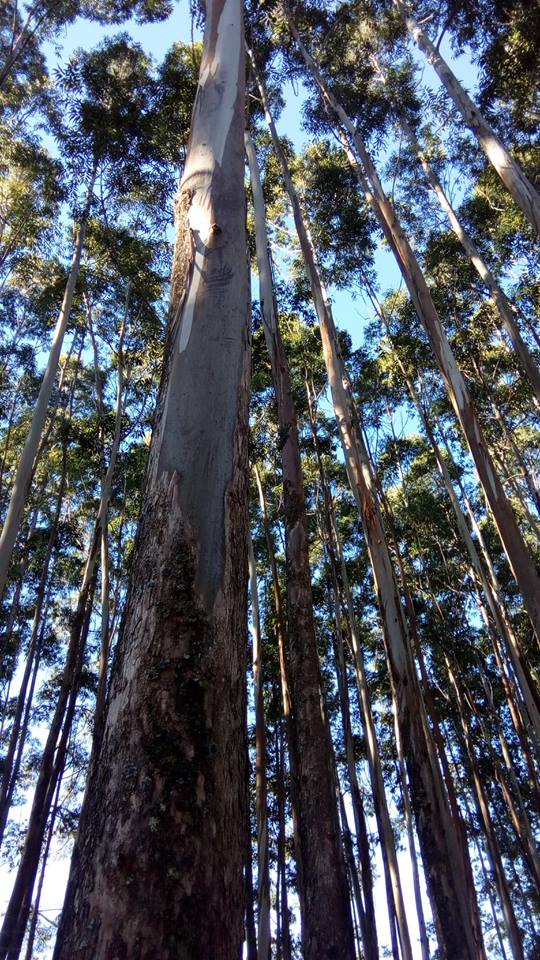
[393,0,540,234]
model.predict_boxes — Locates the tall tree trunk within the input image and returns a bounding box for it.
[392,0,540,233]
[245,748,258,960]
[253,463,303,893]
[307,394,413,960]
[255,61,483,957]
[23,767,62,960]
[246,131,355,959]
[327,577,379,960]
[248,533,270,960]
[0,171,96,604]
[453,750,510,960]
[54,4,251,957]
[289,23,540,646]
[392,720,431,960]
[88,308,126,760]
[275,720,292,960]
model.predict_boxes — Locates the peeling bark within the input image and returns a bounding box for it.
[53,4,251,958]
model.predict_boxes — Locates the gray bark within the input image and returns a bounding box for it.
[53,4,251,957]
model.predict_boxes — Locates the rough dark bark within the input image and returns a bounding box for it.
[248,533,270,960]
[53,4,251,958]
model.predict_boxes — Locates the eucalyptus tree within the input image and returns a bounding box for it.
[54,3,252,957]
[0,0,173,91]
[252,62,486,958]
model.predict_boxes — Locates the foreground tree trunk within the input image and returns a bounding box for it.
[392,0,540,234]
[53,4,251,958]
[246,132,355,959]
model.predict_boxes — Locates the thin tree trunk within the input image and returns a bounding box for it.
[454,752,510,960]
[248,533,270,960]
[308,395,411,960]
[370,287,540,757]
[327,579,379,960]
[0,170,96,604]
[275,720,292,960]
[246,130,354,958]
[472,578,540,810]
[87,306,126,759]
[23,768,62,960]
[469,691,540,897]
[54,5,251,957]
[289,23,540,647]
[392,0,540,233]
[245,748,258,960]
[253,463,303,894]
[392,728,431,960]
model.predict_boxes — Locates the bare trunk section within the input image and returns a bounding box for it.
[23,762,62,960]
[328,588,380,960]
[309,404,401,960]
[275,721,292,960]
[54,5,251,958]
[392,0,540,233]
[290,25,540,648]
[245,131,355,959]
[248,533,271,960]
[0,169,96,605]
[88,305,127,759]
[254,58,485,959]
